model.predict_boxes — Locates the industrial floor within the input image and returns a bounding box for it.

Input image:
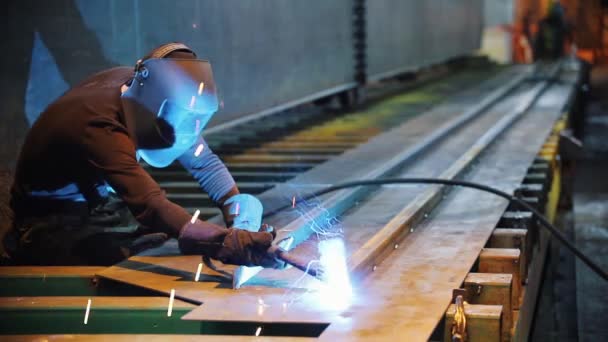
[532,65,608,342]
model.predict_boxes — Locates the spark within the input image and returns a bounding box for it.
[198,82,205,95]
[255,326,262,336]
[235,202,240,216]
[191,209,200,223]
[292,196,296,208]
[194,143,204,157]
[167,289,175,317]
[84,298,91,324]
[189,95,196,108]
[195,263,203,282]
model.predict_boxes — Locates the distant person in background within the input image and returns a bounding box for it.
[533,2,571,60]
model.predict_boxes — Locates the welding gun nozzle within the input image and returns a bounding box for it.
[268,246,324,280]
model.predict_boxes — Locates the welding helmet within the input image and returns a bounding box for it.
[121,43,219,168]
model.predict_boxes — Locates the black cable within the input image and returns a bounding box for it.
[264,177,608,282]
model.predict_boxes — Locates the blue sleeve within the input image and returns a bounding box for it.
[177,135,237,204]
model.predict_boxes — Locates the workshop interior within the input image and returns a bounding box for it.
[1,0,607,341]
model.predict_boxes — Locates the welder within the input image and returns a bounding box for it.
[2,43,279,267]
[533,2,571,61]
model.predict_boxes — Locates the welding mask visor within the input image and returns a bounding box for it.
[121,58,218,168]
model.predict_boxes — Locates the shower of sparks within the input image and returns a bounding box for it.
[280,188,353,310]
[198,82,205,95]
[84,298,91,324]
[167,289,176,317]
[189,95,196,108]
[194,143,205,157]
[255,326,262,336]
[191,209,200,224]
[195,263,203,282]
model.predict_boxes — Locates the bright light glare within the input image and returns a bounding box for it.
[167,289,175,317]
[315,238,353,310]
[84,298,91,324]
[191,209,200,223]
[194,143,204,157]
[195,262,203,282]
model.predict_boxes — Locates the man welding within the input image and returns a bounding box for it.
[3,43,280,267]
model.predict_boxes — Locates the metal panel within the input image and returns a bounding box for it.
[31,1,355,129]
[367,0,483,81]
[484,0,515,27]
[366,0,423,81]
[136,0,356,127]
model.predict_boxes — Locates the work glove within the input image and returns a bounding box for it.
[221,194,263,230]
[178,220,282,268]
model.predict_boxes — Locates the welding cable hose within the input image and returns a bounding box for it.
[263,178,608,282]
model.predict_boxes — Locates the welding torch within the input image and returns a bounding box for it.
[267,243,325,280]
